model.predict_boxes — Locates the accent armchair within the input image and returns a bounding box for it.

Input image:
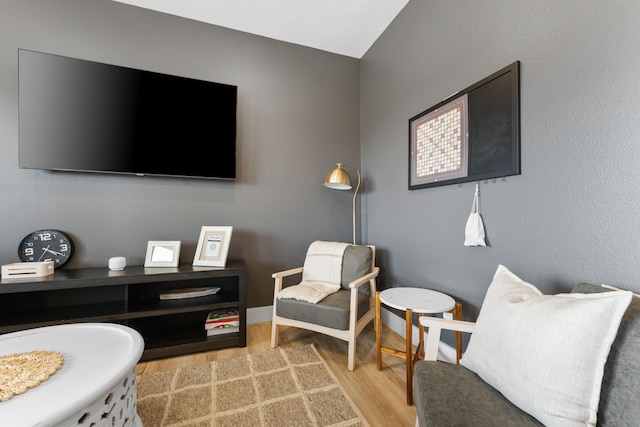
[271,242,379,371]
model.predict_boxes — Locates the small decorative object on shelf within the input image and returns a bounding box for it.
[159,287,220,300]
[193,226,233,267]
[207,325,239,336]
[18,230,74,269]
[205,309,239,325]
[205,309,239,336]
[108,256,127,271]
[1,261,54,279]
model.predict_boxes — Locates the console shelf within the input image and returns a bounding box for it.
[0,261,246,361]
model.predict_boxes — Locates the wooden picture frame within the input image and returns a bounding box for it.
[193,226,233,267]
[409,61,521,189]
[144,241,181,267]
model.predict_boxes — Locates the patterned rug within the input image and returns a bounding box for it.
[136,344,368,426]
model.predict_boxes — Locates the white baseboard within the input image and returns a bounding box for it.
[247,305,274,324]
[248,305,456,363]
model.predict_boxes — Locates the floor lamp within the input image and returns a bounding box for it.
[323,163,361,245]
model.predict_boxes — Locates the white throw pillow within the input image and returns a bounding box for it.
[461,265,632,427]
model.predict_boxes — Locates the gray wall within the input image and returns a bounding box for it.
[0,0,361,307]
[4,0,639,320]
[362,0,640,319]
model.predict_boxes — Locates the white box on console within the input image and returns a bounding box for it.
[1,261,54,279]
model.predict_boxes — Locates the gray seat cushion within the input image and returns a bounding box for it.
[572,283,640,427]
[276,289,370,330]
[276,245,373,330]
[413,361,542,427]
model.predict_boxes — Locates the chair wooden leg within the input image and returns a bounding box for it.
[446,302,464,364]
[347,339,355,371]
[271,321,279,348]
[417,321,425,361]
[455,302,462,363]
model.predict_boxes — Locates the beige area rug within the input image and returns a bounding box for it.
[136,344,368,427]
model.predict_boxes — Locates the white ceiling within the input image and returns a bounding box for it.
[112,0,409,58]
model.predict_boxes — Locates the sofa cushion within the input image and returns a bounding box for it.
[460,265,632,427]
[572,283,640,427]
[275,289,370,330]
[413,361,542,427]
[341,245,372,294]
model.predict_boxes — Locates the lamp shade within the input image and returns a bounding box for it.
[323,163,352,190]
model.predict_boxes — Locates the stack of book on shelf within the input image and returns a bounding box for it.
[205,309,239,336]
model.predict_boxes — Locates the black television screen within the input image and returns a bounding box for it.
[19,49,237,180]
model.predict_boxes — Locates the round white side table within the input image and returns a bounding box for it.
[375,287,462,405]
[0,323,144,427]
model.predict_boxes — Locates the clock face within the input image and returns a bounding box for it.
[18,229,74,268]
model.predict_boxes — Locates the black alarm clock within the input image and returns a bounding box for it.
[18,229,75,269]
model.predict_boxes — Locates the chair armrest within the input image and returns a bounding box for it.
[272,266,303,294]
[419,317,476,361]
[347,267,380,289]
[272,267,304,279]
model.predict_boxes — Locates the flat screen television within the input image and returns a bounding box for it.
[19,49,237,180]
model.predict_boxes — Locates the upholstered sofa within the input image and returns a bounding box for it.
[413,267,639,427]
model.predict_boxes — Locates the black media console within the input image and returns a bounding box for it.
[0,261,246,361]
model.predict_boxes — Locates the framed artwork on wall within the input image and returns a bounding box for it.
[192,226,233,267]
[144,241,181,267]
[409,61,521,189]
[410,94,469,187]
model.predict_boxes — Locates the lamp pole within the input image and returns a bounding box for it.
[323,163,361,245]
[347,165,361,245]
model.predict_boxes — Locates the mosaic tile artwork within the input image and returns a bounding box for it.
[415,107,463,178]
[411,94,468,185]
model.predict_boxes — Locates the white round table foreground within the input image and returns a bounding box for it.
[0,323,144,427]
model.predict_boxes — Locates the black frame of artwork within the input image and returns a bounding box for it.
[409,61,521,190]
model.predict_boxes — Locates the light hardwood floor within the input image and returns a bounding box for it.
[136,322,417,427]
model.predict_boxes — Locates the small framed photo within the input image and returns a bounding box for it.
[144,241,181,267]
[193,226,233,267]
